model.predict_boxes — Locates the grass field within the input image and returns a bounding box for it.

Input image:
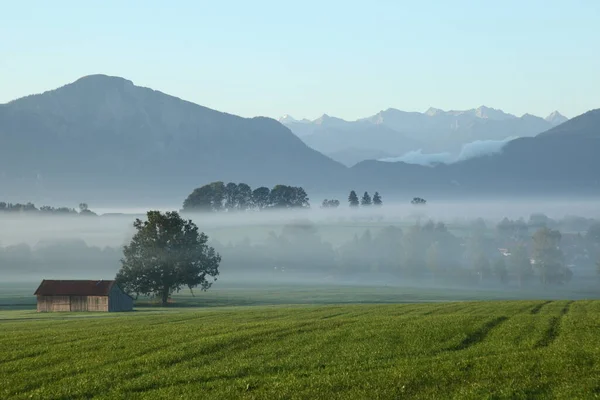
[2,282,599,311]
[2,300,600,399]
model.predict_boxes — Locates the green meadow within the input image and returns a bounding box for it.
[2,300,600,399]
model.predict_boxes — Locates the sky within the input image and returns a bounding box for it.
[1,0,599,120]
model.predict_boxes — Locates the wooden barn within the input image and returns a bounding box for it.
[34,280,133,312]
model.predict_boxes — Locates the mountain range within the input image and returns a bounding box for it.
[280,107,569,166]
[352,108,600,197]
[0,75,597,205]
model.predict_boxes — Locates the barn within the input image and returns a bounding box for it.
[34,280,133,312]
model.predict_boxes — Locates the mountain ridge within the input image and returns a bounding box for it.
[281,105,568,165]
[0,74,349,205]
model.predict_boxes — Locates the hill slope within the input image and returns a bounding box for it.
[0,75,348,205]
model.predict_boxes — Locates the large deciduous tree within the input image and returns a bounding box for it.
[116,211,221,306]
[224,182,238,211]
[252,187,271,210]
[236,183,253,210]
[269,185,310,209]
[183,181,225,212]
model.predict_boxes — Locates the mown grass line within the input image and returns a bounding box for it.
[530,300,553,314]
[534,300,574,349]
[448,316,509,351]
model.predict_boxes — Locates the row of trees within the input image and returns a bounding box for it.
[348,191,383,207]
[182,182,310,212]
[0,202,96,215]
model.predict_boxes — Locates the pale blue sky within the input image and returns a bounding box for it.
[1,0,599,120]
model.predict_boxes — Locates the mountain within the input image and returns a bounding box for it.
[351,109,600,197]
[278,114,310,125]
[0,75,348,205]
[324,148,397,168]
[545,111,568,126]
[365,107,555,152]
[282,106,567,162]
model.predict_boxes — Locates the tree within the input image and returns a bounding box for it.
[224,183,238,211]
[183,182,225,212]
[290,187,310,208]
[586,222,600,244]
[252,187,270,210]
[361,192,372,206]
[236,183,253,210]
[426,242,440,282]
[116,211,221,306]
[78,203,97,216]
[348,191,359,207]
[528,213,551,229]
[268,185,309,209]
[532,227,566,285]
[321,199,340,209]
[269,185,291,208]
[402,224,426,278]
[373,192,382,206]
[411,197,427,205]
[473,253,491,283]
[508,244,533,288]
[493,258,509,284]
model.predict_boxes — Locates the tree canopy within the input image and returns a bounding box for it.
[321,199,340,209]
[373,192,382,206]
[532,227,570,284]
[116,211,221,306]
[348,191,359,207]
[411,197,427,205]
[361,192,372,206]
[182,182,310,212]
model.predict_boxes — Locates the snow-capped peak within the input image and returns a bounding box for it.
[545,111,568,126]
[278,114,297,123]
[425,107,445,116]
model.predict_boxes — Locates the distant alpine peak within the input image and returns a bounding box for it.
[425,107,445,116]
[278,114,310,124]
[473,105,516,120]
[313,114,348,125]
[545,111,568,125]
[279,114,297,123]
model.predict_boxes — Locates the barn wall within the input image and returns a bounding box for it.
[37,296,70,312]
[70,296,88,312]
[108,284,133,312]
[87,296,109,312]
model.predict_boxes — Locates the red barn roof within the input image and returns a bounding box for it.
[34,280,116,296]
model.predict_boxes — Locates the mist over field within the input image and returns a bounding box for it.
[2,199,599,301]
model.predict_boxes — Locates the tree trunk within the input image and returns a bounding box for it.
[161,288,170,307]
